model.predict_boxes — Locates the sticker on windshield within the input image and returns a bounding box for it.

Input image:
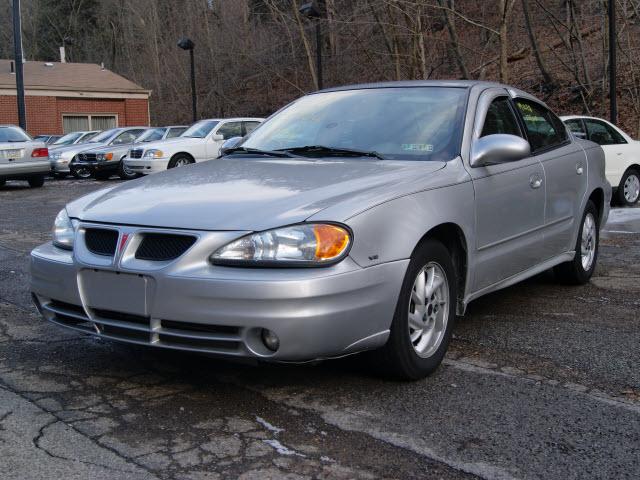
[401,144,433,152]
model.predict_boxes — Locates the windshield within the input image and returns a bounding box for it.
[135,128,165,143]
[53,132,83,145]
[182,120,219,138]
[243,87,468,160]
[0,126,31,143]
[89,128,119,143]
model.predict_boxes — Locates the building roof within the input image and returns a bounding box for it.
[0,60,150,95]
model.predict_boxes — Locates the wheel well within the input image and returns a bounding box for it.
[588,188,605,224]
[171,152,195,163]
[416,223,468,314]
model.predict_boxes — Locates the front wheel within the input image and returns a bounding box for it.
[118,160,138,180]
[71,166,92,179]
[554,200,599,284]
[376,239,456,380]
[28,175,45,188]
[617,169,640,206]
[168,154,193,169]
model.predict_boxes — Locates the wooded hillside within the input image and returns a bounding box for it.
[2,0,639,136]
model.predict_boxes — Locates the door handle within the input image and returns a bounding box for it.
[576,163,584,175]
[529,174,543,189]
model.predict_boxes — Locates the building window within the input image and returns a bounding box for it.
[62,114,117,133]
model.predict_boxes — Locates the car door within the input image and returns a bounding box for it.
[209,121,242,158]
[469,89,546,291]
[515,99,587,259]
[583,118,631,188]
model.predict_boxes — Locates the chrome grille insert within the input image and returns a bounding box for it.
[129,149,143,159]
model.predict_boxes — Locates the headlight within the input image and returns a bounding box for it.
[50,152,61,160]
[97,153,113,161]
[144,149,164,159]
[210,223,351,266]
[52,209,74,250]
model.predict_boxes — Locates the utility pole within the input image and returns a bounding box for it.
[178,37,197,122]
[608,0,617,124]
[12,0,27,130]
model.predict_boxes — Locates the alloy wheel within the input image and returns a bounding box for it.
[408,262,449,358]
[623,173,640,203]
[581,212,596,271]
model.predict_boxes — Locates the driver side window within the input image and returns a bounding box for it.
[481,97,522,138]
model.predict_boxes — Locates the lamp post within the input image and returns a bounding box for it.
[12,0,26,130]
[299,1,324,90]
[178,37,197,122]
[608,0,617,124]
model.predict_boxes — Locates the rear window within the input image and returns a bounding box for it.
[0,126,31,142]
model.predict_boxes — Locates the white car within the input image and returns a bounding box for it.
[123,118,263,175]
[562,116,639,205]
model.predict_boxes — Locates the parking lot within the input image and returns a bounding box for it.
[0,177,639,480]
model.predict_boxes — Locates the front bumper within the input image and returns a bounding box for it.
[123,158,170,175]
[31,233,407,362]
[71,160,119,173]
[51,157,72,173]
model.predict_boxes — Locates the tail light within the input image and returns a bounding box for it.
[31,148,49,158]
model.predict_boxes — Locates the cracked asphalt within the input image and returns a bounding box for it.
[0,177,639,480]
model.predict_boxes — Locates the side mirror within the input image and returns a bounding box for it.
[212,134,224,142]
[219,136,243,156]
[470,134,531,167]
[571,131,587,140]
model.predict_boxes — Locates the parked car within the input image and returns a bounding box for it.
[70,127,158,180]
[51,127,148,178]
[51,130,100,147]
[34,134,62,144]
[0,125,49,188]
[562,115,639,206]
[123,118,263,175]
[31,81,610,380]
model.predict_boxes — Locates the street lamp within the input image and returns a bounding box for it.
[12,0,26,130]
[299,1,324,90]
[178,37,197,122]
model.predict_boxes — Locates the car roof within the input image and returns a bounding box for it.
[560,115,610,122]
[197,118,264,122]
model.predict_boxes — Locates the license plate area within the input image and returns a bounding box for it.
[0,149,24,161]
[78,269,152,317]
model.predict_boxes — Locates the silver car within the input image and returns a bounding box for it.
[31,81,610,379]
[0,125,49,188]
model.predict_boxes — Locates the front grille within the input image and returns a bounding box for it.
[78,153,97,162]
[38,298,243,354]
[135,233,196,261]
[129,149,143,159]
[85,228,119,256]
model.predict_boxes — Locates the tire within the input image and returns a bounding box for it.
[71,166,92,179]
[118,159,138,180]
[554,200,599,285]
[28,175,45,188]
[616,169,640,206]
[0,179,5,188]
[376,239,457,380]
[94,171,112,181]
[168,154,194,169]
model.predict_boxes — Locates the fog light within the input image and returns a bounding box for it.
[261,329,280,352]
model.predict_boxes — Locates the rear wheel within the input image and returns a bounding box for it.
[28,175,45,188]
[377,239,456,380]
[168,154,193,169]
[617,169,640,206]
[554,200,599,284]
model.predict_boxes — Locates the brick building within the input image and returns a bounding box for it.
[0,60,150,136]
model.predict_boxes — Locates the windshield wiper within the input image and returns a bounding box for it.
[279,145,384,160]
[222,147,295,158]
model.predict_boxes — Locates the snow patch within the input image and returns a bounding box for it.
[255,416,284,434]
[263,439,306,457]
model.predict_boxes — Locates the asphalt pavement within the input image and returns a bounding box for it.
[0,177,638,480]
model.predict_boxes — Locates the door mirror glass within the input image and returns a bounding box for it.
[471,134,531,167]
[219,136,243,156]
[212,134,225,141]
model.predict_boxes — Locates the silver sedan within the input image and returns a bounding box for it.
[31,81,610,379]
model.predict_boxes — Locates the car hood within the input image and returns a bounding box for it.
[132,137,193,151]
[67,157,448,231]
[49,142,107,156]
[88,143,136,154]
